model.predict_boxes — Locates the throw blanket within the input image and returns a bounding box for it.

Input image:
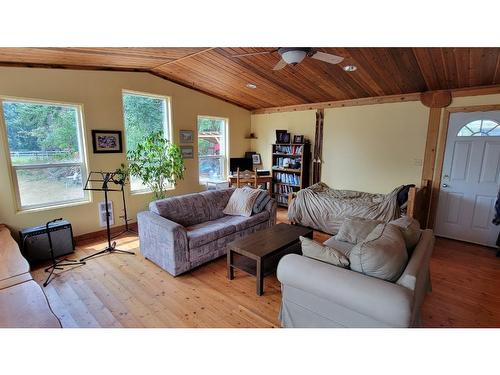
[288,182,401,235]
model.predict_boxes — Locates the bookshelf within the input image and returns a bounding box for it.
[272,143,311,207]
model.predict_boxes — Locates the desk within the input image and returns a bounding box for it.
[228,174,272,194]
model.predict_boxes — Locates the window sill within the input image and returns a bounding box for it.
[130,186,175,196]
[17,198,92,214]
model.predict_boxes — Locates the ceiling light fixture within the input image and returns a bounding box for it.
[343,65,357,72]
[246,83,257,89]
[280,48,308,65]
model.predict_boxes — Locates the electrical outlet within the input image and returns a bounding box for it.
[413,158,423,166]
[98,200,114,227]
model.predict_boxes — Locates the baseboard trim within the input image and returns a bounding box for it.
[74,222,138,245]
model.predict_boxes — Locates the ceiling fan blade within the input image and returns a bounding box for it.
[231,49,278,58]
[272,59,288,70]
[310,51,344,65]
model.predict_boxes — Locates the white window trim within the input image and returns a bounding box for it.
[0,96,90,212]
[122,90,173,194]
[197,115,229,184]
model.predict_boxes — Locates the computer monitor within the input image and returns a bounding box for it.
[229,157,253,174]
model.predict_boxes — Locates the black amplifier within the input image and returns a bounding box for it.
[19,220,75,265]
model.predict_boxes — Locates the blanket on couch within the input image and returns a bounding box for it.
[288,182,401,235]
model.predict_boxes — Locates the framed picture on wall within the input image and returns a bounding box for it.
[179,130,194,144]
[276,130,290,144]
[180,145,194,159]
[252,153,262,165]
[91,130,123,153]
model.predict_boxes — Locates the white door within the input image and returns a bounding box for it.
[435,111,500,247]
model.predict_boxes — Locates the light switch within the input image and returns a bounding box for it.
[413,158,423,166]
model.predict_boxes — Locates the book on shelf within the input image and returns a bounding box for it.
[273,184,297,195]
[273,157,301,169]
[274,172,300,185]
[275,194,289,205]
[274,144,304,155]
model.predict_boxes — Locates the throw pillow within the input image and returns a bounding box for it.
[223,187,262,217]
[335,217,383,244]
[349,223,408,282]
[242,186,271,214]
[390,217,422,250]
[300,236,350,268]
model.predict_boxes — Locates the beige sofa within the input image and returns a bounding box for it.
[276,229,434,328]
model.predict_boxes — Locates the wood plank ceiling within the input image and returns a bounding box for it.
[0,47,499,110]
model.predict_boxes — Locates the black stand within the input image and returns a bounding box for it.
[43,218,85,287]
[80,172,135,262]
[111,183,137,239]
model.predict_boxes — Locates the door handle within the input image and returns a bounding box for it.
[442,183,448,188]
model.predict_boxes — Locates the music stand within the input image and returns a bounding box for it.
[80,171,135,262]
[111,181,137,239]
[43,218,86,287]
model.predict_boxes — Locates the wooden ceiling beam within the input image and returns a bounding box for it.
[252,84,500,115]
[251,92,422,114]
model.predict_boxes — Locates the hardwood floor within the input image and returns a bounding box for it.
[31,208,500,328]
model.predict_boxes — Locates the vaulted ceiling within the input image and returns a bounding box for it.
[0,47,499,110]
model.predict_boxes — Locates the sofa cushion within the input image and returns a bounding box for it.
[149,193,210,227]
[300,236,350,268]
[334,217,383,244]
[222,211,270,231]
[322,237,356,258]
[389,217,422,250]
[349,223,408,282]
[199,188,235,221]
[223,188,262,217]
[186,216,237,248]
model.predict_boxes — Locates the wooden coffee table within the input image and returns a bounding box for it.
[227,223,313,295]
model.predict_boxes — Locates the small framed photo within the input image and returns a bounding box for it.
[92,130,123,153]
[179,130,194,144]
[293,135,304,144]
[180,145,194,159]
[252,153,262,165]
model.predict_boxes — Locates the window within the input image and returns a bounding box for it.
[1,98,88,210]
[198,116,228,182]
[457,119,500,137]
[122,91,170,192]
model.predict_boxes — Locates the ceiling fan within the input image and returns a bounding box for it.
[230,47,344,70]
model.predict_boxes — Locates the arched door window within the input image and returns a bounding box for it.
[457,119,500,136]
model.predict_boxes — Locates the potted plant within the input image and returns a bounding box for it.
[113,163,129,186]
[127,131,185,200]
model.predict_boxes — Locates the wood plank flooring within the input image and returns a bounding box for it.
[30,208,500,328]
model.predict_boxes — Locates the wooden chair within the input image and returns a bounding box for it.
[235,167,258,188]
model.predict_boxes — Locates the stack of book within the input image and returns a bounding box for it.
[275,194,290,206]
[274,172,300,185]
[274,145,304,155]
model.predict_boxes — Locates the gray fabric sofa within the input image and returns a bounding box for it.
[137,188,277,276]
[277,229,435,327]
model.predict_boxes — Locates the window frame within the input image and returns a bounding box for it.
[0,96,90,212]
[121,89,172,194]
[197,115,229,184]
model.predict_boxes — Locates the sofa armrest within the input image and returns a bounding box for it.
[277,254,414,327]
[137,211,189,276]
[265,198,277,225]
